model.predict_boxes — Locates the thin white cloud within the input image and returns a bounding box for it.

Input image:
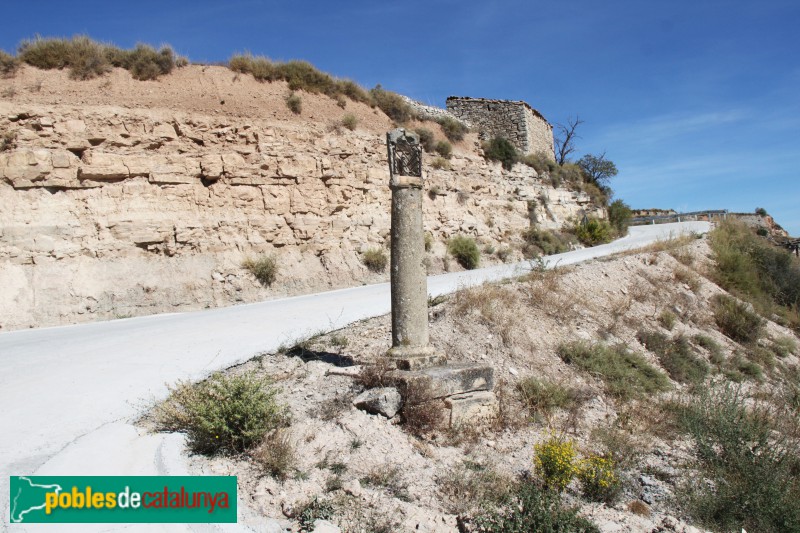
[598,109,749,146]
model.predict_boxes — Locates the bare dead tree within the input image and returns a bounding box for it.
[554,115,583,165]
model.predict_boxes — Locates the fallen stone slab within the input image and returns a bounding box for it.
[392,363,494,399]
[353,387,403,418]
[445,390,499,427]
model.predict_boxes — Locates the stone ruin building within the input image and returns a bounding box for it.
[446,96,555,160]
[402,95,556,160]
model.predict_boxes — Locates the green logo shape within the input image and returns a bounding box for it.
[9,476,237,523]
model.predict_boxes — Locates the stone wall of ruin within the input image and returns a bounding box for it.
[446,97,554,159]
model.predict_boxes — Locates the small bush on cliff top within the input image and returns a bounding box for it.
[110,43,177,80]
[0,50,20,78]
[157,372,289,455]
[16,35,180,81]
[369,84,414,123]
[229,53,372,105]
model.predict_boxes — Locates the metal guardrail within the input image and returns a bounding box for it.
[630,210,729,225]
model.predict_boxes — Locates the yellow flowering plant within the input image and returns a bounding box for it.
[533,435,579,491]
[577,455,621,503]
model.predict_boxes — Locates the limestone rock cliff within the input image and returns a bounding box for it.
[0,66,599,330]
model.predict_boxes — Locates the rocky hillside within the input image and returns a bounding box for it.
[147,230,800,533]
[0,65,599,330]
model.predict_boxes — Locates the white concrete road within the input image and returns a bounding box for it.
[0,221,709,530]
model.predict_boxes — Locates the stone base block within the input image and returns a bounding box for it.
[392,363,494,399]
[387,345,447,370]
[445,391,499,427]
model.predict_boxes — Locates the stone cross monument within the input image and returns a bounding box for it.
[386,129,445,370]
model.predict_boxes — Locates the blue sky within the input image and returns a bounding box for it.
[3,1,799,234]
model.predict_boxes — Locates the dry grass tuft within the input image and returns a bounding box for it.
[252,429,297,480]
[452,283,522,345]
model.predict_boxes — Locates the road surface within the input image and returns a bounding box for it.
[0,221,709,530]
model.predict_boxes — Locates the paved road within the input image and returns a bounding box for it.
[0,221,709,530]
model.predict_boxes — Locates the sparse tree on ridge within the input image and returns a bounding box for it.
[554,115,583,165]
[577,152,618,187]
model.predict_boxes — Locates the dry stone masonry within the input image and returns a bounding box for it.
[446,96,555,159]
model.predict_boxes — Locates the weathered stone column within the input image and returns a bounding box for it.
[386,129,445,370]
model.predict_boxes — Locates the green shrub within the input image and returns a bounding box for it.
[521,228,573,257]
[771,336,798,358]
[573,218,613,246]
[296,497,335,532]
[550,163,584,188]
[483,137,518,170]
[517,378,582,416]
[0,50,20,77]
[756,227,769,236]
[755,207,768,216]
[228,53,371,104]
[692,334,725,364]
[520,152,556,174]
[437,116,468,142]
[637,331,709,385]
[448,235,480,269]
[658,309,676,330]
[17,35,177,81]
[18,35,77,70]
[281,59,337,93]
[713,294,764,343]
[157,372,289,455]
[118,44,176,80]
[414,127,435,152]
[362,248,388,272]
[341,113,357,130]
[607,199,632,236]
[723,353,764,382]
[473,482,599,533]
[286,92,302,114]
[229,53,276,81]
[577,456,621,503]
[557,341,671,400]
[369,84,413,123]
[671,386,800,532]
[710,220,800,330]
[243,255,278,286]
[434,140,452,159]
